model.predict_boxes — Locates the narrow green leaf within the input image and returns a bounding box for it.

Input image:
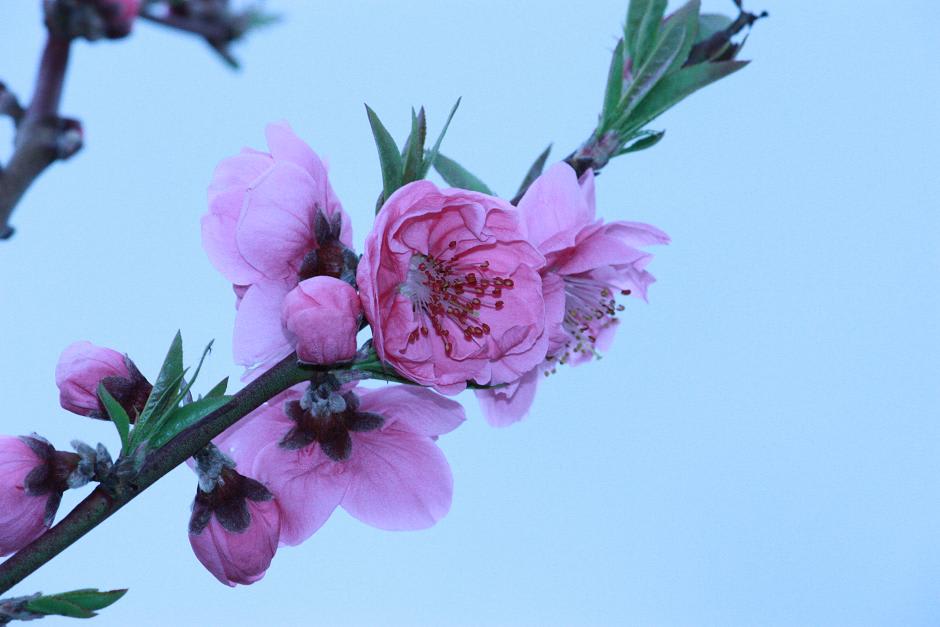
[601,38,625,129]
[26,596,95,618]
[433,154,494,195]
[626,0,667,65]
[169,341,214,409]
[662,0,702,76]
[514,144,552,201]
[617,15,686,125]
[627,60,748,131]
[365,104,403,199]
[630,0,668,68]
[148,396,232,450]
[420,98,461,178]
[204,377,229,399]
[136,332,184,430]
[618,129,665,154]
[98,383,131,453]
[401,107,427,185]
[128,370,186,450]
[53,589,127,612]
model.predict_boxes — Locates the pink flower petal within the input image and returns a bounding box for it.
[341,429,453,531]
[357,386,465,437]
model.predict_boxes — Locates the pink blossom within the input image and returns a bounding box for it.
[0,436,72,556]
[358,181,549,392]
[189,468,281,587]
[282,276,361,365]
[54,341,151,419]
[476,162,669,426]
[218,381,465,545]
[202,122,355,378]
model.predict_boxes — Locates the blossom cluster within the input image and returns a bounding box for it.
[0,122,666,586]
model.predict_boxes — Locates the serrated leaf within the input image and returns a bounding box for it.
[514,144,552,201]
[401,107,427,185]
[601,38,625,128]
[365,105,403,200]
[136,332,184,431]
[204,377,229,399]
[696,13,733,42]
[98,384,131,453]
[618,129,665,154]
[627,0,667,69]
[627,60,748,131]
[420,98,461,178]
[53,589,127,612]
[148,396,232,450]
[433,154,494,195]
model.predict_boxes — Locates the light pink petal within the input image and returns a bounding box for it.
[341,430,453,531]
[232,281,293,375]
[190,500,280,586]
[475,366,541,427]
[517,162,594,254]
[252,443,349,546]
[235,163,317,281]
[357,386,465,437]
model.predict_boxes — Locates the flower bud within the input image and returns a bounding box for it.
[44,0,141,41]
[0,436,78,556]
[281,276,361,365]
[55,341,152,420]
[188,447,281,586]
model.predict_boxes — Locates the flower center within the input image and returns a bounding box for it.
[556,275,630,364]
[397,241,514,357]
[279,391,384,462]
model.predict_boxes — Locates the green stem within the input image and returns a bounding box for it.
[0,354,311,595]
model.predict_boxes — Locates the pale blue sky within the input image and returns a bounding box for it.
[1,1,939,625]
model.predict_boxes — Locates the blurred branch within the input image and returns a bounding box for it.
[0,35,79,240]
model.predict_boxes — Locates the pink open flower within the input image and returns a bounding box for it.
[189,465,281,587]
[218,381,465,545]
[281,276,362,365]
[55,341,151,419]
[476,162,669,425]
[358,181,549,392]
[0,436,74,556]
[202,122,356,378]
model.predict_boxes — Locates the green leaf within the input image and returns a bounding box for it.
[98,384,131,453]
[204,377,229,399]
[433,154,494,195]
[401,107,427,185]
[618,5,688,122]
[626,0,667,68]
[53,589,127,612]
[26,588,127,619]
[136,332,184,431]
[420,98,461,178]
[26,596,94,618]
[136,341,215,450]
[601,38,625,129]
[148,396,232,450]
[627,60,748,131]
[696,13,733,43]
[365,105,403,201]
[514,144,552,201]
[663,0,701,76]
[618,129,665,154]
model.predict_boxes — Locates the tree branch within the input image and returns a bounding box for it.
[0,35,76,240]
[0,353,312,595]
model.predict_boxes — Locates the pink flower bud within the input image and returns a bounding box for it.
[55,341,151,419]
[0,436,75,556]
[281,276,362,365]
[189,468,281,587]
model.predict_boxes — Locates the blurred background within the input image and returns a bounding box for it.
[1,1,939,625]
